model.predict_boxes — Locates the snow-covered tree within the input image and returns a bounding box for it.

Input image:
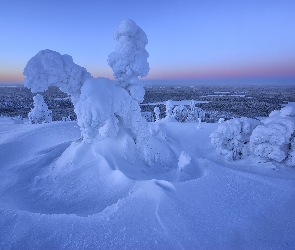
[161,100,176,122]
[154,106,160,122]
[186,100,205,122]
[23,20,173,167]
[249,105,295,163]
[286,137,295,167]
[28,94,52,124]
[108,19,149,103]
[23,49,92,104]
[210,117,262,161]
[166,100,174,116]
[250,119,294,163]
[172,105,188,123]
[75,78,172,166]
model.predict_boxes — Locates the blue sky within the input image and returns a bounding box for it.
[1,0,295,83]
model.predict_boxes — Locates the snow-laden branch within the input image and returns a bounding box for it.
[23,49,92,103]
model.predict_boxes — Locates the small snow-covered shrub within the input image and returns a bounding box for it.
[154,106,160,122]
[250,103,295,164]
[28,94,52,124]
[108,19,149,103]
[172,105,188,123]
[186,100,205,122]
[161,100,176,122]
[210,117,262,161]
[250,118,295,163]
[23,49,92,103]
[62,116,72,122]
[286,137,295,167]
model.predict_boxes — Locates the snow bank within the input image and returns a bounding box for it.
[23,49,92,103]
[1,120,295,249]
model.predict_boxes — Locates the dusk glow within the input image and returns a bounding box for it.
[1,0,295,84]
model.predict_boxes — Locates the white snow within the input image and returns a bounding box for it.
[108,19,149,103]
[28,94,52,124]
[23,49,92,103]
[0,118,295,249]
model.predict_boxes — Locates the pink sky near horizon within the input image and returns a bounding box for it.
[1,61,294,83]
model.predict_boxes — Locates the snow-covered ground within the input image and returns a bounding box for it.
[0,116,294,249]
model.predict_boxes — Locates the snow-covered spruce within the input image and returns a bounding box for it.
[172,105,188,123]
[75,77,173,166]
[186,100,205,122]
[160,100,177,122]
[286,137,295,167]
[250,104,295,163]
[23,49,92,104]
[210,117,262,161]
[108,19,149,103]
[154,106,160,122]
[28,94,52,124]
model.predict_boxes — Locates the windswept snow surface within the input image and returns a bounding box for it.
[0,117,295,249]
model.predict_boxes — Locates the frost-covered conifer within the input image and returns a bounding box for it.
[161,100,176,122]
[75,78,172,166]
[154,107,160,122]
[186,100,205,122]
[165,100,174,118]
[250,109,295,163]
[108,19,149,103]
[23,49,92,104]
[286,137,295,167]
[210,117,262,161]
[172,105,188,123]
[250,119,294,162]
[28,94,52,124]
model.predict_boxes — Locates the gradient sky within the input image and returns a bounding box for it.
[1,0,295,83]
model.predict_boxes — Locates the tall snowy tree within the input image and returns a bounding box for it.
[108,19,149,103]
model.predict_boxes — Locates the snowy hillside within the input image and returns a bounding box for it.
[1,18,295,249]
[0,117,295,249]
